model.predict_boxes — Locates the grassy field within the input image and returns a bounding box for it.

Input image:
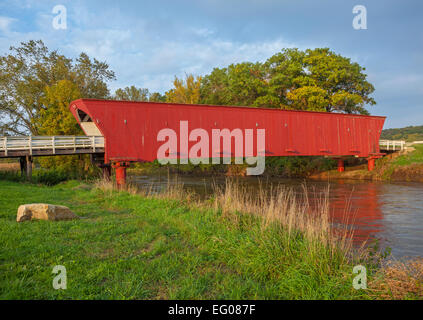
[0,178,373,300]
[0,178,421,299]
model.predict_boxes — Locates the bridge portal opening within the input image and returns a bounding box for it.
[76,109,103,136]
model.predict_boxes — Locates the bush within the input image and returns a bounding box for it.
[0,168,90,186]
[0,171,24,183]
[265,156,336,177]
[32,169,70,186]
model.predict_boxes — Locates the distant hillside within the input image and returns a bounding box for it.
[381,125,423,142]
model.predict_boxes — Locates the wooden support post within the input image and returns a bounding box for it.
[4,136,7,156]
[19,156,26,177]
[26,155,33,180]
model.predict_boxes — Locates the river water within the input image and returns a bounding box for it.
[129,173,423,259]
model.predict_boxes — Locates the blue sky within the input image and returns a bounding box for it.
[0,0,422,128]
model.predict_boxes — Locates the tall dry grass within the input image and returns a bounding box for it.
[94,174,195,201]
[211,179,356,262]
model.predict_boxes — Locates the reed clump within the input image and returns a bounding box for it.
[211,179,357,264]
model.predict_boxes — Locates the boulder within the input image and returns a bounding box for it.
[17,204,79,222]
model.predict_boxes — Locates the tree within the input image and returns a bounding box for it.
[72,52,115,99]
[286,86,329,112]
[148,92,166,102]
[0,40,115,135]
[114,86,166,103]
[302,48,375,114]
[114,86,150,101]
[255,48,306,108]
[166,74,202,104]
[200,48,375,114]
[35,80,91,175]
[37,80,82,135]
[200,62,266,107]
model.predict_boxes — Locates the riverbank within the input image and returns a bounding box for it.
[310,144,423,183]
[1,178,422,299]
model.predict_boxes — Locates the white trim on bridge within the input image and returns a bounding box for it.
[0,136,104,157]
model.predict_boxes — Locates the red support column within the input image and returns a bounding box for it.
[337,158,345,172]
[112,162,130,188]
[367,158,375,171]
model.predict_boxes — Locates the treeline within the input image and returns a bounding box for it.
[381,125,423,142]
[0,40,376,176]
[119,48,376,115]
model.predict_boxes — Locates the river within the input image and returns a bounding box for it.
[129,173,423,259]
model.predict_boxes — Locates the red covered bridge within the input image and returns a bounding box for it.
[69,99,385,186]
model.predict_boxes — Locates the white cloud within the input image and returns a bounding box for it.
[0,16,16,33]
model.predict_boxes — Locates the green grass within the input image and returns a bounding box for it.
[392,144,423,166]
[0,179,371,299]
[375,144,423,181]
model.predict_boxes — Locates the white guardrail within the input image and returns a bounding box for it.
[379,139,406,151]
[0,136,407,156]
[0,136,104,156]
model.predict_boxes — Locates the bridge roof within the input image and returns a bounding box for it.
[71,98,386,120]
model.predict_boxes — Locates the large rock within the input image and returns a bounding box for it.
[17,204,79,222]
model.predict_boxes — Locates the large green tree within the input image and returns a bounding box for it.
[0,40,115,135]
[201,62,266,107]
[200,48,375,114]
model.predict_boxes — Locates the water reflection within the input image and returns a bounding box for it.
[129,174,423,258]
